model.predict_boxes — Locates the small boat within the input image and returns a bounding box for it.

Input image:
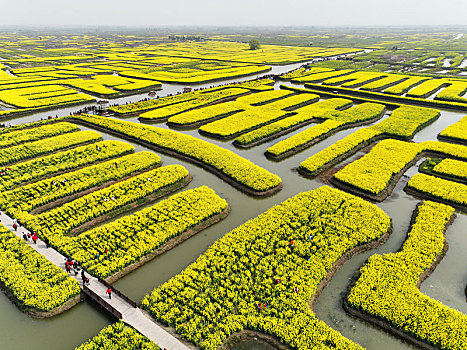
[148,91,157,97]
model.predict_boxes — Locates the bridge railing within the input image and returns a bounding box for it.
[98,277,137,308]
[83,284,123,319]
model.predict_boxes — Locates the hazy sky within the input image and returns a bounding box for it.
[4,0,467,27]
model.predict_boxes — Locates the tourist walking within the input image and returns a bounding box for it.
[106,287,112,299]
[81,270,87,285]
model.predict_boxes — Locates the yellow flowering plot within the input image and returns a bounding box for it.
[199,94,319,139]
[423,140,467,159]
[0,84,95,108]
[75,322,158,350]
[299,105,441,177]
[323,71,386,88]
[266,102,384,158]
[109,89,197,114]
[300,128,381,176]
[280,67,333,80]
[167,90,305,128]
[438,115,467,143]
[406,79,450,98]
[120,65,270,84]
[359,74,409,91]
[142,186,390,350]
[139,88,249,121]
[234,98,353,147]
[268,120,345,157]
[33,165,190,236]
[371,105,440,138]
[52,186,228,279]
[0,130,102,167]
[303,82,467,109]
[0,118,59,136]
[232,78,274,91]
[0,151,161,214]
[432,158,467,180]
[61,75,162,96]
[407,173,467,207]
[333,140,422,196]
[0,122,78,148]
[347,201,464,350]
[108,79,273,115]
[71,115,282,194]
[234,89,293,105]
[333,138,467,198]
[383,76,428,95]
[132,41,358,65]
[434,81,467,103]
[167,101,246,127]
[0,140,134,192]
[292,69,354,83]
[0,224,80,311]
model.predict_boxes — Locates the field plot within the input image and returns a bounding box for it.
[142,186,390,350]
[265,101,385,159]
[75,322,158,350]
[0,84,95,108]
[438,115,467,144]
[282,66,467,107]
[0,224,80,314]
[0,124,234,288]
[298,104,441,177]
[346,201,462,350]
[110,79,273,116]
[198,92,319,139]
[331,139,467,201]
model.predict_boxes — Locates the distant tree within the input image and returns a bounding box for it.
[249,39,261,50]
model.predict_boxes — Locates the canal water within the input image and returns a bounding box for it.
[1,63,466,350]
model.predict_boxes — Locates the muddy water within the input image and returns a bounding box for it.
[1,69,467,350]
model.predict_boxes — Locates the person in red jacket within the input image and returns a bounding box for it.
[31,233,38,244]
[106,288,112,299]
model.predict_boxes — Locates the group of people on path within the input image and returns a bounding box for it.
[22,231,38,244]
[0,167,11,176]
[6,183,115,305]
[65,256,80,275]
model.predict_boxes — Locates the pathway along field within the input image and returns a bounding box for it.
[0,210,192,350]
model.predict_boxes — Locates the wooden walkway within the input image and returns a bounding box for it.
[0,210,192,350]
